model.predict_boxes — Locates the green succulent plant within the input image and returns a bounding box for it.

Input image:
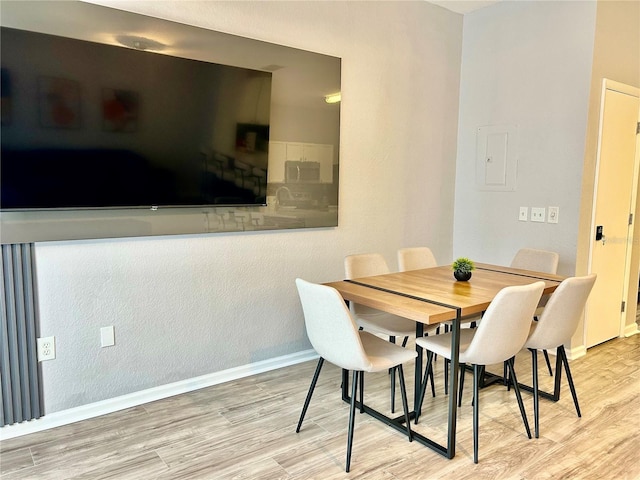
[452,257,475,274]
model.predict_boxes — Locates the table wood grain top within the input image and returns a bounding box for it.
[325,263,564,325]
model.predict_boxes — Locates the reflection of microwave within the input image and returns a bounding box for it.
[285,161,320,183]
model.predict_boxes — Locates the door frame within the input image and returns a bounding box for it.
[585,78,640,346]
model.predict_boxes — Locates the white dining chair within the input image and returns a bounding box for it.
[397,247,478,395]
[345,253,437,410]
[397,247,438,271]
[414,281,545,463]
[524,274,596,438]
[510,248,559,275]
[510,247,560,376]
[294,278,417,473]
[397,246,453,392]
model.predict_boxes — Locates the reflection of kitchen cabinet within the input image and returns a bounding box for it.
[268,141,333,183]
[267,142,286,183]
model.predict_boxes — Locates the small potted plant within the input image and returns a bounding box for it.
[452,257,475,281]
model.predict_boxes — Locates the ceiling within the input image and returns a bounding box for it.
[427,1,503,15]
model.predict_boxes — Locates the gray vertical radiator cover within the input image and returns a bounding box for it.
[1,243,43,427]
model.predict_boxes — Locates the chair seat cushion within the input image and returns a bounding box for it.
[359,331,417,372]
[355,312,418,337]
[415,329,477,363]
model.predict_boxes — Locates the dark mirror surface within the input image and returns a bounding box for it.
[0,0,340,242]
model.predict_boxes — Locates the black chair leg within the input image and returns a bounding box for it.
[504,360,509,389]
[397,365,413,442]
[507,358,532,439]
[473,364,480,464]
[415,350,434,424]
[458,363,466,407]
[543,349,553,376]
[559,345,581,417]
[530,349,540,438]
[429,359,436,398]
[444,358,449,394]
[346,370,359,473]
[359,370,364,414]
[296,357,324,433]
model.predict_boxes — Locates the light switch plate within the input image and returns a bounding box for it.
[519,207,528,221]
[531,207,546,223]
[548,206,559,224]
[100,326,115,347]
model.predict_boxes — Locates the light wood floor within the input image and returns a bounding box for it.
[1,334,639,479]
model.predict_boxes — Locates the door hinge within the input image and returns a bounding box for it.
[621,301,626,313]
[630,213,634,225]
[637,122,640,135]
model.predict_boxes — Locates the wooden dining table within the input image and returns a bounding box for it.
[324,263,564,459]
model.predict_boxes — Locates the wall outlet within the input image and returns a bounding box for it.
[519,206,528,221]
[531,207,546,223]
[37,336,56,361]
[548,206,559,224]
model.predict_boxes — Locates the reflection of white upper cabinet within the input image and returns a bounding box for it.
[268,141,287,183]
[284,143,304,162]
[268,141,333,183]
[313,144,334,184]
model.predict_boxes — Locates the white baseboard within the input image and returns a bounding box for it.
[565,344,587,361]
[0,349,318,441]
[624,323,640,337]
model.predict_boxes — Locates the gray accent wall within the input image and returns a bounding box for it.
[453,0,598,274]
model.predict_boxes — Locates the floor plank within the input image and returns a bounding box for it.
[1,335,639,479]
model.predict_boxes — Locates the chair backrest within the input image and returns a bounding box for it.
[397,247,437,271]
[295,278,371,371]
[344,253,390,315]
[461,281,545,366]
[526,274,597,350]
[345,253,390,278]
[510,248,559,274]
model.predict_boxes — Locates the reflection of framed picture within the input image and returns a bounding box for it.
[38,76,81,129]
[102,88,139,132]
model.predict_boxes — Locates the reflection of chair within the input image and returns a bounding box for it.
[294,278,416,473]
[524,274,596,438]
[221,211,245,230]
[345,253,436,410]
[510,248,560,375]
[251,167,267,196]
[275,186,294,207]
[397,247,437,271]
[249,212,263,226]
[415,281,545,463]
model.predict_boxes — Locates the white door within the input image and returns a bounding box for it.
[586,80,640,348]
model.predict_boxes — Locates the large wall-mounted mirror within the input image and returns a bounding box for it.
[0,1,340,243]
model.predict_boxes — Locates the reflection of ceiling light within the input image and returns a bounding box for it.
[324,92,341,104]
[116,35,165,51]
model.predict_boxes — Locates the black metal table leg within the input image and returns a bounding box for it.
[446,309,461,458]
[414,322,424,412]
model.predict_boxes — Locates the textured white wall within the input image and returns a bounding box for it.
[452,1,597,274]
[36,1,462,413]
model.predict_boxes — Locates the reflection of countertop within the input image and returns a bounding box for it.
[263,207,337,228]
